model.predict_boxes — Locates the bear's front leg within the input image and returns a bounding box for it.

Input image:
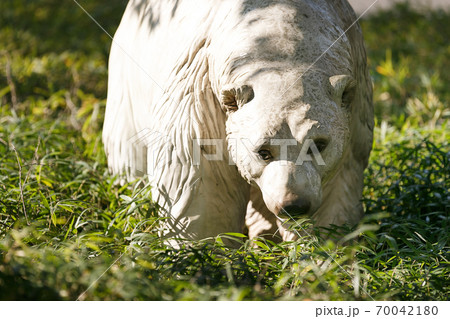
[245,186,297,242]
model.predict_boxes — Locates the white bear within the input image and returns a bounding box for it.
[103,0,373,242]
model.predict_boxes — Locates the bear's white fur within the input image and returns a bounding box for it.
[103,0,373,241]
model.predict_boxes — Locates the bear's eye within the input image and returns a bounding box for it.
[308,138,328,154]
[258,149,273,161]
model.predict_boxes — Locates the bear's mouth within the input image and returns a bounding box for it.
[277,204,311,220]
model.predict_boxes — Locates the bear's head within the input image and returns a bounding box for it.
[211,0,373,225]
[221,71,356,220]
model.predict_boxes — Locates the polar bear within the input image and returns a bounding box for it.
[103,0,373,241]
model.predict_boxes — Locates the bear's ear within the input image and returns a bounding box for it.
[220,84,254,113]
[329,75,356,109]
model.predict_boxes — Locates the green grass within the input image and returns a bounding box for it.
[0,1,449,300]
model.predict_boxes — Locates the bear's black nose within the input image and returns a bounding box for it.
[281,202,311,218]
